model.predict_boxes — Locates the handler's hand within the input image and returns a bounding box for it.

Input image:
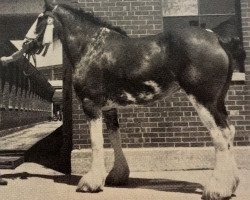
[0,56,11,66]
[0,178,7,185]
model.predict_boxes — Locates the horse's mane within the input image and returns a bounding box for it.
[59,4,127,36]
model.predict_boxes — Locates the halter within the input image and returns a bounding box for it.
[25,5,58,54]
[22,5,111,75]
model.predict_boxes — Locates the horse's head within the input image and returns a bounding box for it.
[22,0,61,56]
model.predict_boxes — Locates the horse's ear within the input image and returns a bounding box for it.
[44,0,57,11]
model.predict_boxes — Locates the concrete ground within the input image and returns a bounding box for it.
[0,163,249,200]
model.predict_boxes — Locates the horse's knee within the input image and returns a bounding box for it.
[81,98,101,119]
[103,108,119,131]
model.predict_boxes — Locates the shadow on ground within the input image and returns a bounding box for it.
[24,125,71,174]
[1,172,203,195]
[124,177,203,194]
[1,124,203,195]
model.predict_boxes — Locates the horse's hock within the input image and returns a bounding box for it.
[64,0,250,174]
[0,41,54,133]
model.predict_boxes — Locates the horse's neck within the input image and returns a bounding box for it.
[61,27,88,65]
[55,10,98,66]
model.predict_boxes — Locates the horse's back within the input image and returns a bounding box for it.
[168,27,228,63]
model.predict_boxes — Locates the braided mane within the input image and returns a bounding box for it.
[60,4,127,36]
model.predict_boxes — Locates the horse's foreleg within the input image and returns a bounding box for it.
[188,95,239,200]
[103,108,130,186]
[77,103,106,193]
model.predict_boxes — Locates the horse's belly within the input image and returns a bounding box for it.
[102,81,180,111]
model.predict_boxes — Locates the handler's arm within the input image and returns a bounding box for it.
[0,48,26,66]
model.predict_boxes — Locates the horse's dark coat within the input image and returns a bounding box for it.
[103,108,119,131]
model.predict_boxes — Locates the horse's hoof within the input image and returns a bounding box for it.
[202,175,239,200]
[202,193,231,200]
[76,171,105,193]
[105,164,130,186]
[202,192,232,200]
[0,179,8,186]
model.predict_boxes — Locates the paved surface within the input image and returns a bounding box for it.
[0,122,62,152]
[0,163,249,200]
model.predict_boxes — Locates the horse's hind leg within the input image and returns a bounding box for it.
[76,99,106,193]
[188,95,239,200]
[103,108,130,186]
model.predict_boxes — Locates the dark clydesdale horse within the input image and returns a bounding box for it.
[10,1,246,199]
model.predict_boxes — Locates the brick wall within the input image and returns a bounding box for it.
[241,0,250,68]
[71,0,250,149]
[77,0,163,37]
[239,0,250,145]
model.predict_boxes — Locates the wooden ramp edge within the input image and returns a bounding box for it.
[0,121,62,169]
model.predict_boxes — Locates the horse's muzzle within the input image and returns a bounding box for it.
[22,39,44,55]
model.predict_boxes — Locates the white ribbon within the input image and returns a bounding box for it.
[43,17,54,47]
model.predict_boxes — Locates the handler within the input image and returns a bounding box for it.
[0,173,7,185]
[0,38,28,187]
[0,47,26,66]
[0,14,42,186]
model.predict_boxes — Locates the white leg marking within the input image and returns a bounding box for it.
[106,130,130,185]
[77,115,106,192]
[188,95,217,130]
[188,95,239,200]
[90,117,105,168]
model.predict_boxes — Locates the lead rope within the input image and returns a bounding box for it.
[22,53,37,77]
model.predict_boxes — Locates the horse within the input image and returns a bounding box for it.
[19,1,244,199]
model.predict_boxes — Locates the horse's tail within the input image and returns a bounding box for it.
[218,36,234,84]
[217,37,234,116]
